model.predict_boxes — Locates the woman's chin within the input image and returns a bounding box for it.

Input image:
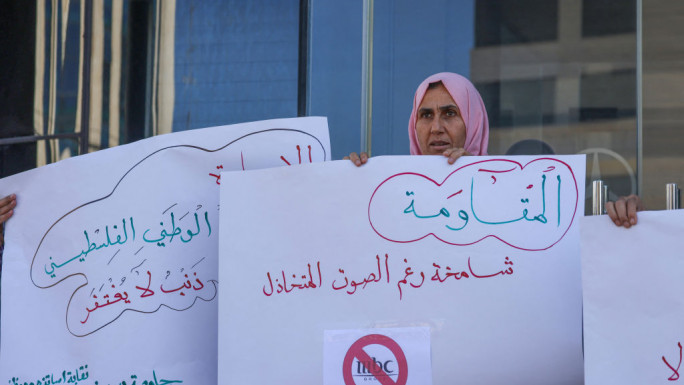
[426,145,449,154]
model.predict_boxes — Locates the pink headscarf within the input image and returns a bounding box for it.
[408,72,489,156]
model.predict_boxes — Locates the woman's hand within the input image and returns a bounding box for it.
[442,147,471,165]
[0,194,16,248]
[344,152,369,167]
[606,194,643,228]
[0,194,16,225]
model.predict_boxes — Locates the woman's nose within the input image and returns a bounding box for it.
[430,119,444,133]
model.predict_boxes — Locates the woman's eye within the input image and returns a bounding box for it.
[445,109,457,117]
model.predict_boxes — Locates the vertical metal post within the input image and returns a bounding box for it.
[666,183,680,210]
[592,180,605,215]
[636,0,643,196]
[297,0,310,117]
[360,0,373,156]
[80,0,93,155]
[603,184,608,210]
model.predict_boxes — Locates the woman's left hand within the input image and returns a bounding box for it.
[606,194,643,228]
[442,147,471,165]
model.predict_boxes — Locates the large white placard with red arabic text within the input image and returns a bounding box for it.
[218,155,586,384]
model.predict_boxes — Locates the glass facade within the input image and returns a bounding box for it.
[0,0,683,210]
[173,0,300,131]
[472,0,638,212]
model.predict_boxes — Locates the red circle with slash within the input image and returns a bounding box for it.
[342,334,408,385]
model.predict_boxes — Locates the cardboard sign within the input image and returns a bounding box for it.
[218,155,586,384]
[0,117,330,384]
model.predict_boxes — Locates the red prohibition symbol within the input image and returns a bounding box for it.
[342,334,408,385]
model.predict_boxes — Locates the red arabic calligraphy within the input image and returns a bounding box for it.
[82,269,208,324]
[280,145,313,166]
[209,165,223,185]
[263,261,323,296]
[261,254,516,301]
[664,342,683,381]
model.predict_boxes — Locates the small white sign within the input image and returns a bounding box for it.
[324,327,432,385]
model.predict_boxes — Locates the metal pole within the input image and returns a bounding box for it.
[666,183,680,210]
[360,0,373,156]
[636,0,643,196]
[80,0,93,155]
[297,0,310,117]
[592,180,605,215]
[603,184,608,211]
[0,133,83,146]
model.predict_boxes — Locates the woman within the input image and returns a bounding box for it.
[346,72,642,228]
[347,72,487,166]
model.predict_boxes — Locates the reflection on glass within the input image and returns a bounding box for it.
[0,139,78,177]
[472,0,637,214]
[642,2,684,210]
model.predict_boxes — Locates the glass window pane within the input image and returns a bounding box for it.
[370,0,475,156]
[582,0,636,37]
[579,70,636,122]
[642,2,684,210]
[476,0,558,47]
[473,0,638,213]
[173,0,300,131]
[0,138,78,176]
[308,1,363,160]
[0,1,36,178]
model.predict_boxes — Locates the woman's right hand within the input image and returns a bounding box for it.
[0,194,17,248]
[0,194,16,225]
[343,152,369,167]
[442,147,470,165]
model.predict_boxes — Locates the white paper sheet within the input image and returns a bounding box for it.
[218,155,586,385]
[582,209,684,385]
[323,327,432,385]
[0,117,330,384]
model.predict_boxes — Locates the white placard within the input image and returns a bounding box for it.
[219,155,586,384]
[0,117,330,384]
[582,209,684,385]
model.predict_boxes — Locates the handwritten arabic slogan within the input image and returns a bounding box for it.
[7,365,182,385]
[0,118,330,385]
[218,155,586,385]
[369,158,578,250]
[582,210,684,385]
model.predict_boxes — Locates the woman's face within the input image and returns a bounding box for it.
[415,83,466,155]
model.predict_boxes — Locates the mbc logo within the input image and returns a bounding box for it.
[343,334,408,385]
[355,357,396,377]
